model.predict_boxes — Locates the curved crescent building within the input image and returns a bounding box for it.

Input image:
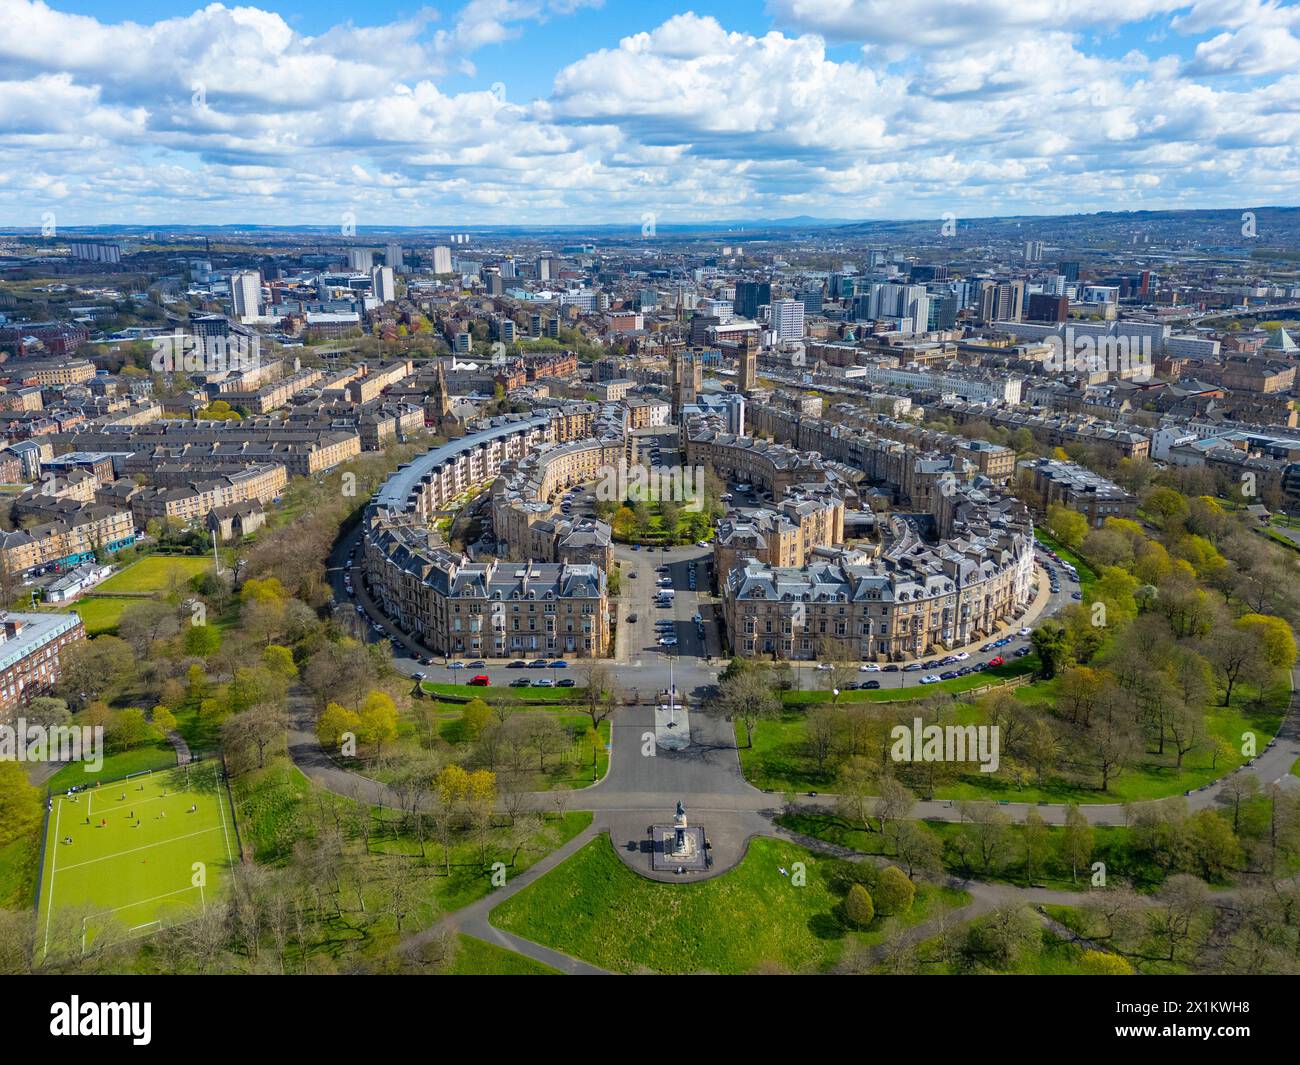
[361,410,611,659]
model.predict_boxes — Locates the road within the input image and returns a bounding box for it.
[299,498,1299,971]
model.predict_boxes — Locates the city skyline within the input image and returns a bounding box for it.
[2,0,1299,226]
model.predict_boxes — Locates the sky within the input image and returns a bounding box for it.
[1,0,1298,227]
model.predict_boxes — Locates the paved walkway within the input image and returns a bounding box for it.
[295,532,1300,972]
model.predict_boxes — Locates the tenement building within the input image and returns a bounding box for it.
[361,409,612,658]
[722,495,1034,662]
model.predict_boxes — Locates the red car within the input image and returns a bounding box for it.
[468,675,491,686]
[988,655,1005,668]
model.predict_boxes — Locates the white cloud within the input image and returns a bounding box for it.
[0,1,1295,224]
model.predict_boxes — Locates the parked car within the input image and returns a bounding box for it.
[556,678,576,687]
[467,660,486,669]
[882,664,899,673]
[510,677,531,687]
[527,660,549,669]
[859,662,880,672]
[988,655,1005,667]
[507,660,527,668]
[532,678,554,687]
[627,613,638,623]
[920,674,941,684]
[1019,626,1032,636]
[447,661,466,669]
[549,660,568,668]
[468,675,490,686]
[954,651,970,661]
[412,671,427,680]
[863,680,881,690]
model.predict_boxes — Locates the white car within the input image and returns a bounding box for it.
[696,540,710,547]
[816,662,834,671]
[954,651,970,661]
[1019,626,1032,637]
[859,662,881,672]
[692,613,703,624]
[658,637,678,647]
[919,674,941,684]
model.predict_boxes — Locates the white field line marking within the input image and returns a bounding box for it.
[216,777,233,866]
[56,826,223,872]
[92,792,167,818]
[87,883,201,920]
[43,794,64,957]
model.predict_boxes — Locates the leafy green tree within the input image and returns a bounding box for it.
[874,866,916,915]
[0,763,41,848]
[844,883,875,928]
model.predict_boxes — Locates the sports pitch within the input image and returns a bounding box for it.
[37,762,237,957]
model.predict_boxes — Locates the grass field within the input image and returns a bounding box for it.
[444,935,560,975]
[45,743,178,794]
[63,596,135,636]
[491,835,968,974]
[38,761,237,960]
[94,556,213,596]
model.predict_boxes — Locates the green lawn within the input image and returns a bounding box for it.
[491,834,967,974]
[37,761,237,960]
[421,681,582,703]
[738,671,1288,802]
[57,596,133,635]
[444,935,560,975]
[231,758,593,921]
[0,834,40,909]
[779,812,1171,891]
[45,743,178,794]
[94,556,213,595]
[783,657,1038,705]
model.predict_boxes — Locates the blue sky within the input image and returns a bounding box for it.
[1,1,1298,225]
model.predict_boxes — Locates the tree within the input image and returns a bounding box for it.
[1144,486,1188,528]
[844,883,875,928]
[1023,808,1052,885]
[150,704,178,735]
[56,636,135,707]
[874,865,916,915]
[715,668,780,748]
[223,703,289,770]
[806,705,841,773]
[889,820,943,879]
[317,702,360,752]
[1061,804,1094,883]
[0,761,41,848]
[107,707,154,751]
[1078,950,1134,975]
[260,644,298,682]
[1046,505,1088,551]
[24,696,69,729]
[358,691,399,759]
[118,600,181,655]
[461,698,491,740]
[1030,620,1073,680]
[183,624,222,657]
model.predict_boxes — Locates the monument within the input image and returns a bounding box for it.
[651,799,708,873]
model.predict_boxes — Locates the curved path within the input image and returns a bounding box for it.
[295,525,1300,972]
